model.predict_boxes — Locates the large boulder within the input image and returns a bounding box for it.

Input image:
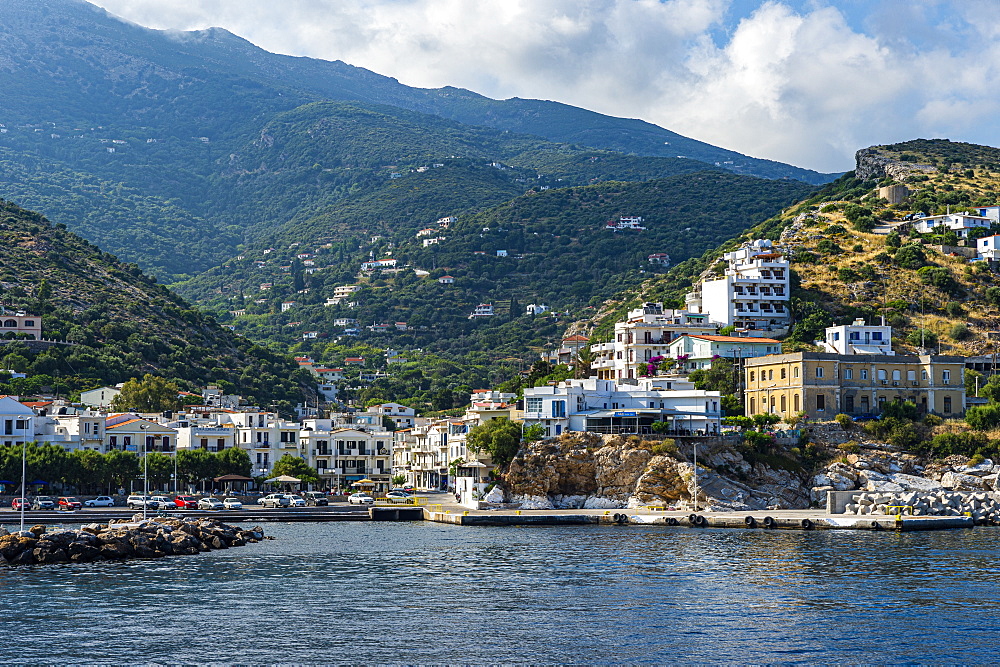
[888,473,942,492]
[941,471,988,492]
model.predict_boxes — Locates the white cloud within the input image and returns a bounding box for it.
[89,0,1000,173]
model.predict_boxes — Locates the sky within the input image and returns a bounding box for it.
[87,0,1000,174]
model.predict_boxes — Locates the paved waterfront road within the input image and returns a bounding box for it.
[0,503,371,524]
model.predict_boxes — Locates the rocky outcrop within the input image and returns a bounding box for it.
[503,433,812,511]
[855,147,936,182]
[0,516,266,566]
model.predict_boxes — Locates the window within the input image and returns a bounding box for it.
[908,370,916,381]
[872,332,883,341]
[780,368,786,379]
[769,395,776,412]
[877,369,887,381]
[892,370,901,381]
[832,332,840,341]
[846,395,855,412]
[551,401,566,418]
[749,371,755,382]
[861,369,868,380]
[944,396,952,413]
[749,397,755,413]
[793,367,799,378]
[942,370,952,385]
[815,367,824,378]
[526,398,543,413]
[780,395,786,412]
[793,394,800,412]
[844,368,853,380]
[849,332,860,340]
[768,369,774,381]
[922,370,928,380]
[816,394,825,411]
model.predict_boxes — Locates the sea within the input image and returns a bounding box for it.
[1,520,998,664]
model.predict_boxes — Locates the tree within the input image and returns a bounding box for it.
[176,449,218,488]
[216,447,252,477]
[105,450,140,490]
[467,417,523,468]
[523,423,545,441]
[270,454,319,484]
[111,374,181,412]
[689,359,736,396]
[894,243,926,269]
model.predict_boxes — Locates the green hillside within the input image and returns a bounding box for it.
[0,198,310,411]
[606,139,1000,355]
[177,171,813,372]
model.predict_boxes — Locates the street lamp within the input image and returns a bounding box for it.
[19,441,26,533]
[139,424,149,520]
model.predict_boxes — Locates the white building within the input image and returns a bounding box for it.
[590,303,720,380]
[667,334,782,371]
[526,303,549,315]
[79,386,121,409]
[978,235,1000,261]
[685,239,790,331]
[0,396,34,446]
[820,319,894,355]
[520,376,722,438]
[912,213,992,238]
[469,304,494,318]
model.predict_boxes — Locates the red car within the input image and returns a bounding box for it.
[173,495,198,509]
[58,496,82,511]
[11,497,29,510]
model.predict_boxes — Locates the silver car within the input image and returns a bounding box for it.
[260,493,291,508]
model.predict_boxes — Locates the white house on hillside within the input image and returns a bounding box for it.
[667,334,782,371]
[820,319,894,355]
[912,213,992,238]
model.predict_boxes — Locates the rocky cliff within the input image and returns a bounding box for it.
[854,147,937,181]
[501,432,811,511]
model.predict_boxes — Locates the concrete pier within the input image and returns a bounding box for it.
[422,507,973,531]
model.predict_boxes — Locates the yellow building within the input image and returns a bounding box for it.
[743,352,966,419]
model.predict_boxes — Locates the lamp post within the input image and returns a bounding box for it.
[139,424,149,520]
[19,440,26,533]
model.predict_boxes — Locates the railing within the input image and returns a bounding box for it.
[375,497,424,506]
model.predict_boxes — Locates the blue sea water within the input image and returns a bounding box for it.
[1,521,998,664]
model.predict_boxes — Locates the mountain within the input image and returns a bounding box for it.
[0,0,837,283]
[0,198,310,411]
[605,138,1000,357]
[177,171,815,370]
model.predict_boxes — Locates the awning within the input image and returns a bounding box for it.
[850,346,888,354]
[265,474,301,483]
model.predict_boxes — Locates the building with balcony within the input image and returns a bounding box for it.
[590,303,720,380]
[520,376,722,437]
[684,239,790,331]
[0,311,42,340]
[820,319,893,355]
[667,334,782,371]
[743,352,966,419]
[912,212,992,238]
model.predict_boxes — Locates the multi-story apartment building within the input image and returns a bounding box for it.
[685,239,790,331]
[0,310,42,340]
[591,303,720,380]
[520,376,723,437]
[743,352,966,419]
[667,334,781,371]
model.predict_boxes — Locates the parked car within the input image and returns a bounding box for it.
[402,485,415,494]
[198,497,224,510]
[150,496,173,510]
[260,493,290,508]
[83,496,115,508]
[303,491,329,506]
[348,492,374,505]
[173,495,198,509]
[126,495,158,510]
[31,496,56,510]
[57,496,82,511]
[385,490,411,501]
[11,497,29,510]
[284,494,307,507]
[222,497,243,510]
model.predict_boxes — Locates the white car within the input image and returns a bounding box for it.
[83,496,116,508]
[348,492,374,505]
[150,496,173,510]
[284,494,307,507]
[198,497,224,510]
[260,493,290,508]
[223,498,243,510]
[126,495,158,510]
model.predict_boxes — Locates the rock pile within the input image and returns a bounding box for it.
[812,454,1000,502]
[0,516,266,566]
[844,491,1000,523]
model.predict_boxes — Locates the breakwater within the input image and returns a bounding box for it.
[0,516,266,565]
[843,490,1000,523]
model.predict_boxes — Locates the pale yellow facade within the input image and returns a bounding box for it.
[743,352,966,419]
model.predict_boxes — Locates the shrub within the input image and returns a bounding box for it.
[895,244,927,269]
[917,266,963,297]
[881,399,920,421]
[837,441,861,454]
[651,439,677,456]
[966,404,1000,430]
[838,267,859,282]
[885,231,902,249]
[820,204,838,213]
[853,216,876,233]
[945,301,966,318]
[950,323,970,340]
[825,224,847,235]
[906,328,938,348]
[743,430,775,453]
[852,244,864,252]
[817,239,843,255]
[834,413,852,430]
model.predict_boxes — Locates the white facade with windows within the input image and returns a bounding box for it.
[520,377,722,437]
[821,319,894,355]
[591,303,720,380]
[684,239,790,331]
[912,213,992,238]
